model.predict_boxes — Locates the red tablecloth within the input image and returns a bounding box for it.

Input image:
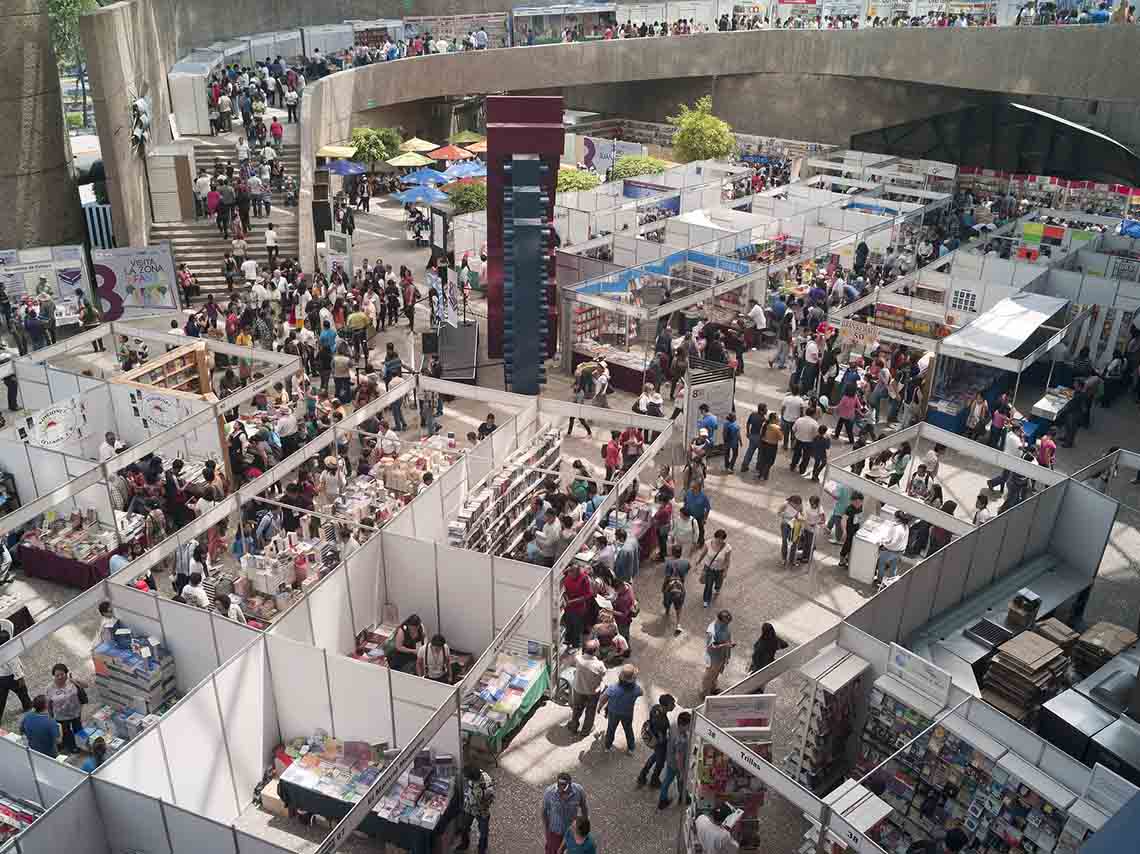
[19,544,113,589]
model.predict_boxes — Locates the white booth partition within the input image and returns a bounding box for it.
[0,734,88,847]
[168,51,223,137]
[300,25,354,58]
[9,780,110,854]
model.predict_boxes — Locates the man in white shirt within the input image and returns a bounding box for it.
[264,223,279,267]
[747,300,767,340]
[567,639,607,734]
[875,511,910,583]
[181,573,211,609]
[380,421,401,456]
[790,410,820,474]
[986,422,1023,493]
[242,259,260,286]
[98,432,120,462]
[779,392,804,450]
[261,144,276,164]
[695,805,740,854]
[193,170,212,219]
[535,509,563,566]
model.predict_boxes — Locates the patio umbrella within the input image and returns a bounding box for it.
[465,140,488,154]
[386,152,434,168]
[442,177,486,190]
[429,144,474,161]
[449,130,484,145]
[317,144,356,158]
[393,186,449,205]
[327,159,366,176]
[402,167,447,185]
[399,137,438,153]
[443,161,487,179]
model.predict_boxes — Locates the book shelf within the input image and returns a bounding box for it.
[117,342,210,395]
[786,646,869,796]
[447,427,562,557]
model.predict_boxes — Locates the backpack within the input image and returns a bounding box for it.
[641,705,668,746]
[664,575,684,601]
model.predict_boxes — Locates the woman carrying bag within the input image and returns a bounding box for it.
[46,663,86,754]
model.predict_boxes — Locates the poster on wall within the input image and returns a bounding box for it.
[27,399,86,449]
[581,137,645,175]
[0,245,92,303]
[704,694,775,730]
[326,231,353,282]
[91,243,181,320]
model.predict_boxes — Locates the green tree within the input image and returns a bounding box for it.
[447,182,488,214]
[610,154,669,180]
[48,0,99,127]
[351,127,402,172]
[557,168,601,193]
[667,96,735,163]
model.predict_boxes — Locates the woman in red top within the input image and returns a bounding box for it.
[612,580,637,655]
[619,427,644,471]
[604,431,622,481]
[562,563,592,649]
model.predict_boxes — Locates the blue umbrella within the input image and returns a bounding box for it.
[443,161,487,179]
[401,168,447,186]
[393,186,449,205]
[327,159,366,176]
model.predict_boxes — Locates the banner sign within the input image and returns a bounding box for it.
[888,643,952,706]
[326,231,353,282]
[704,694,775,730]
[0,245,91,303]
[91,243,180,320]
[581,137,644,174]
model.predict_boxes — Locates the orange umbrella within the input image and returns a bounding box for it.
[429,144,474,161]
[465,140,488,153]
[443,177,486,190]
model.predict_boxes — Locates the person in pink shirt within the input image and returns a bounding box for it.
[832,388,859,443]
[1036,427,1057,469]
[269,117,284,147]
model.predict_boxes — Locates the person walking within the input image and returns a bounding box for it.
[740,403,768,473]
[779,390,804,451]
[662,544,690,635]
[542,773,588,854]
[598,663,643,753]
[637,693,676,787]
[567,639,606,735]
[695,528,732,607]
[559,816,596,854]
[756,412,783,481]
[987,422,1024,493]
[790,407,820,475]
[658,710,691,808]
[722,412,741,472]
[683,482,711,547]
[455,764,494,854]
[0,627,32,719]
[701,610,736,698]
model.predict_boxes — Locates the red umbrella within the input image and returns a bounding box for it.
[443,177,485,190]
[429,144,474,161]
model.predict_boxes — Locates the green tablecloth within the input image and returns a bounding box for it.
[464,666,549,755]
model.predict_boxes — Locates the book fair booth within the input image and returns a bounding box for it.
[673,431,1138,854]
[0,354,676,854]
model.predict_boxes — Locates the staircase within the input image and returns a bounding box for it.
[150,135,301,302]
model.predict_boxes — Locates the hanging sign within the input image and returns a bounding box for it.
[704,694,775,730]
[91,243,180,320]
[888,643,952,706]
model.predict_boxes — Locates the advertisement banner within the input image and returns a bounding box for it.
[0,245,91,303]
[326,231,353,282]
[704,694,775,730]
[91,243,180,320]
[581,137,645,174]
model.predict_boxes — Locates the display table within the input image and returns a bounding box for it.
[277,777,459,854]
[572,347,647,395]
[849,512,910,587]
[1031,387,1074,421]
[461,660,549,757]
[18,543,113,588]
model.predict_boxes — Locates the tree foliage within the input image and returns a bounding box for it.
[447,181,488,214]
[47,0,98,70]
[667,96,735,163]
[350,127,402,170]
[610,154,669,180]
[557,168,601,193]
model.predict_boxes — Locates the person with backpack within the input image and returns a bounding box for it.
[662,545,689,635]
[637,693,676,788]
[455,764,495,854]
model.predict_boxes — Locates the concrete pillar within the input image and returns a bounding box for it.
[0,0,85,248]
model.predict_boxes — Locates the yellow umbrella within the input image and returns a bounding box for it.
[450,130,484,145]
[399,137,438,153]
[317,144,356,158]
[386,152,435,168]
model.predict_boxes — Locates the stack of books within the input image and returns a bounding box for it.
[981,632,1068,723]
[1073,622,1138,677]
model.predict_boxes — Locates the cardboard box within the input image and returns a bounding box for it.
[261,778,289,818]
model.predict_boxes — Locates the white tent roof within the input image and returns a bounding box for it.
[938,292,1071,372]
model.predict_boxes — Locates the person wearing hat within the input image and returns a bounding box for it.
[598,663,643,753]
[318,456,345,508]
[695,803,740,853]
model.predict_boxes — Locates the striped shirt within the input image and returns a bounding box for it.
[542,783,587,837]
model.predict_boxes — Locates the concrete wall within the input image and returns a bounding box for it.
[81,0,179,247]
[2,0,85,248]
[83,19,1140,256]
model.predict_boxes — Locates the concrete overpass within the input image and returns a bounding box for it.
[79,5,1140,254]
